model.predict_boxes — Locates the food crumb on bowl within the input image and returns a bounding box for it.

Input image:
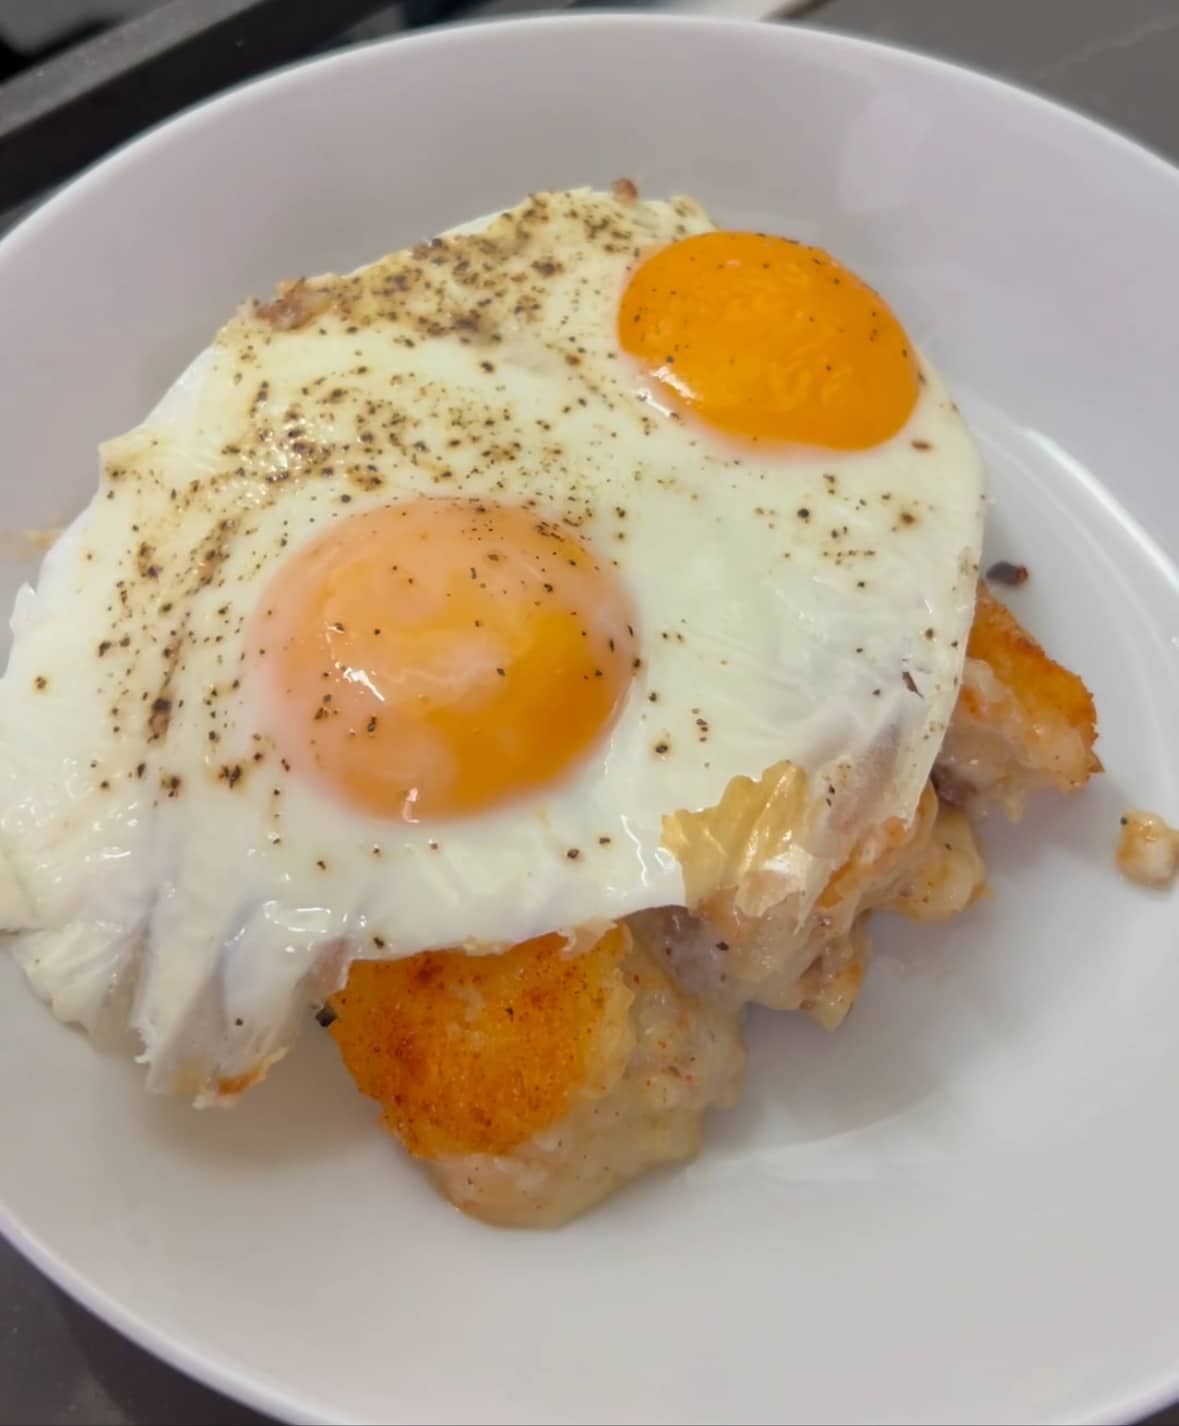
[985,559,1029,587]
[1116,810,1179,888]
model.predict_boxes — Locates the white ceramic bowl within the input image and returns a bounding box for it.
[2,16,1178,1425]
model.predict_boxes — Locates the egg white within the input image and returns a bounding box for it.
[0,189,984,1097]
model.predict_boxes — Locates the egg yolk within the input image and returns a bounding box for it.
[618,231,919,449]
[249,498,637,822]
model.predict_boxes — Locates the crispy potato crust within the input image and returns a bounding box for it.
[962,583,1100,779]
[328,924,633,1158]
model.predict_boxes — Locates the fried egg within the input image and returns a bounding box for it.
[0,188,985,1100]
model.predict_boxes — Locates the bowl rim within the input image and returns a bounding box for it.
[3,14,1179,1425]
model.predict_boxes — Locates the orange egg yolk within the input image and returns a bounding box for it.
[249,498,637,822]
[618,231,919,449]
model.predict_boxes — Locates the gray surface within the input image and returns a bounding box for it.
[3,0,1179,1422]
[0,0,159,49]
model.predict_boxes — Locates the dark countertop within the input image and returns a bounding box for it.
[3,1,1178,1422]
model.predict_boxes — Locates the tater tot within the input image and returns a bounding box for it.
[328,924,634,1158]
